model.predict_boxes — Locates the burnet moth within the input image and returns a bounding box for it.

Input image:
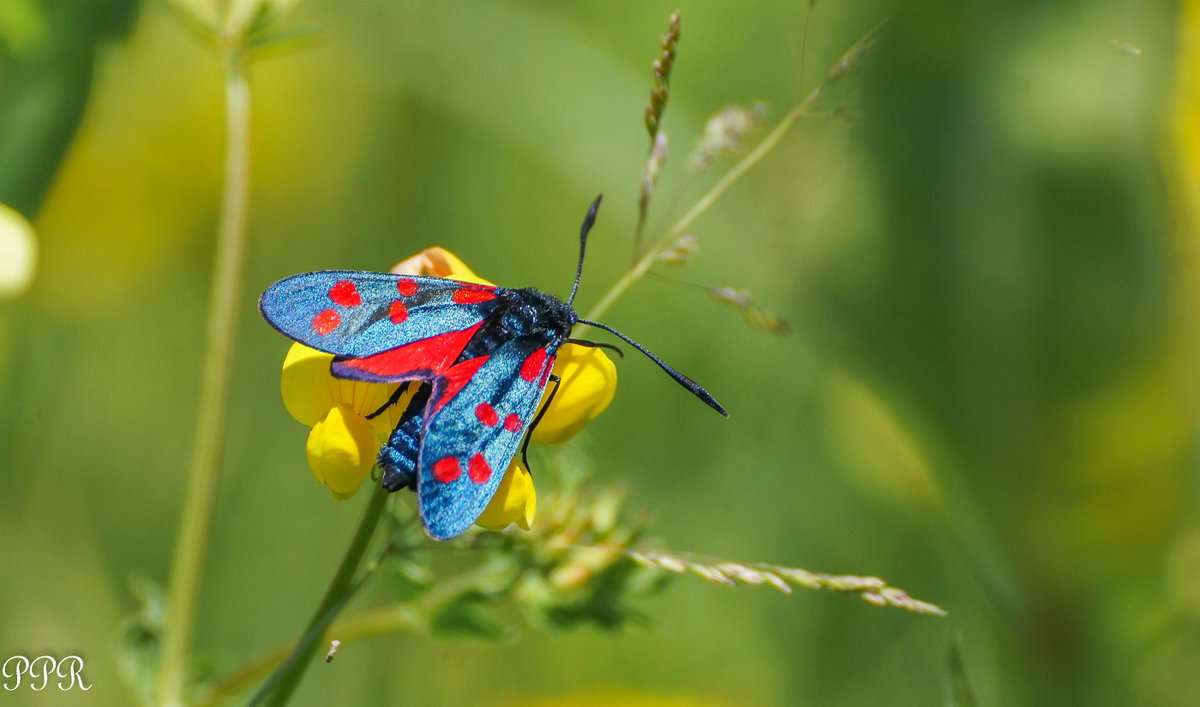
[260,196,726,539]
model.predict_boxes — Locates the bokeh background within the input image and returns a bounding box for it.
[1,0,1197,705]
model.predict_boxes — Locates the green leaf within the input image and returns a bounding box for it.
[381,558,434,603]
[428,592,516,643]
[470,556,522,596]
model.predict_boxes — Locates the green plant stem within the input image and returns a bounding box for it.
[202,534,515,705]
[158,45,251,707]
[577,101,806,333]
[248,485,390,707]
[577,20,880,333]
[196,601,425,706]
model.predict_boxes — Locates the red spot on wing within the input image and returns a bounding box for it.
[468,454,492,484]
[539,357,555,387]
[453,288,497,304]
[476,402,498,426]
[329,280,361,307]
[341,323,481,378]
[433,457,462,483]
[520,348,547,383]
[434,356,489,413]
[312,309,341,335]
[504,414,522,432]
[388,300,408,324]
[397,278,419,296]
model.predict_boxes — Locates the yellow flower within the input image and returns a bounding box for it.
[277,247,616,534]
[475,459,537,531]
[531,343,618,445]
[0,202,36,298]
[306,404,379,500]
[389,246,489,285]
[281,343,409,498]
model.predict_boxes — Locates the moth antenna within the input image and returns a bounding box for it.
[567,195,603,308]
[575,318,727,416]
[564,339,625,358]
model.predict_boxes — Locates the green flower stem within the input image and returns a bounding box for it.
[158,45,251,707]
[198,553,503,706]
[196,602,425,706]
[199,560,496,706]
[249,484,390,707]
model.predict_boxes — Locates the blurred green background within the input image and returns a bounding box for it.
[2,0,1196,704]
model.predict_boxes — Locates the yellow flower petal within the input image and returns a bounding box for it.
[476,459,537,531]
[391,246,493,286]
[306,404,378,500]
[282,342,410,436]
[281,344,338,427]
[531,343,617,445]
[362,383,421,438]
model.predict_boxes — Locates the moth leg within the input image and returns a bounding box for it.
[520,374,561,473]
[366,383,412,420]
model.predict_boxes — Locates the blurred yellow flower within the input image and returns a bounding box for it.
[0,202,37,298]
[279,247,615,533]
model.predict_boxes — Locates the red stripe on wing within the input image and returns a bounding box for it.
[433,356,489,413]
[452,288,498,304]
[340,323,482,378]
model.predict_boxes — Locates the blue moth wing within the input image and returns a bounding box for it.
[416,336,557,540]
[259,271,500,359]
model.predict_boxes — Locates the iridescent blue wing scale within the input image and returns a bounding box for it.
[259,271,501,382]
[416,336,556,540]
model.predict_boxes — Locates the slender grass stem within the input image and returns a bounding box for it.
[200,519,944,706]
[576,19,882,333]
[248,485,390,707]
[158,45,251,707]
[577,101,808,333]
